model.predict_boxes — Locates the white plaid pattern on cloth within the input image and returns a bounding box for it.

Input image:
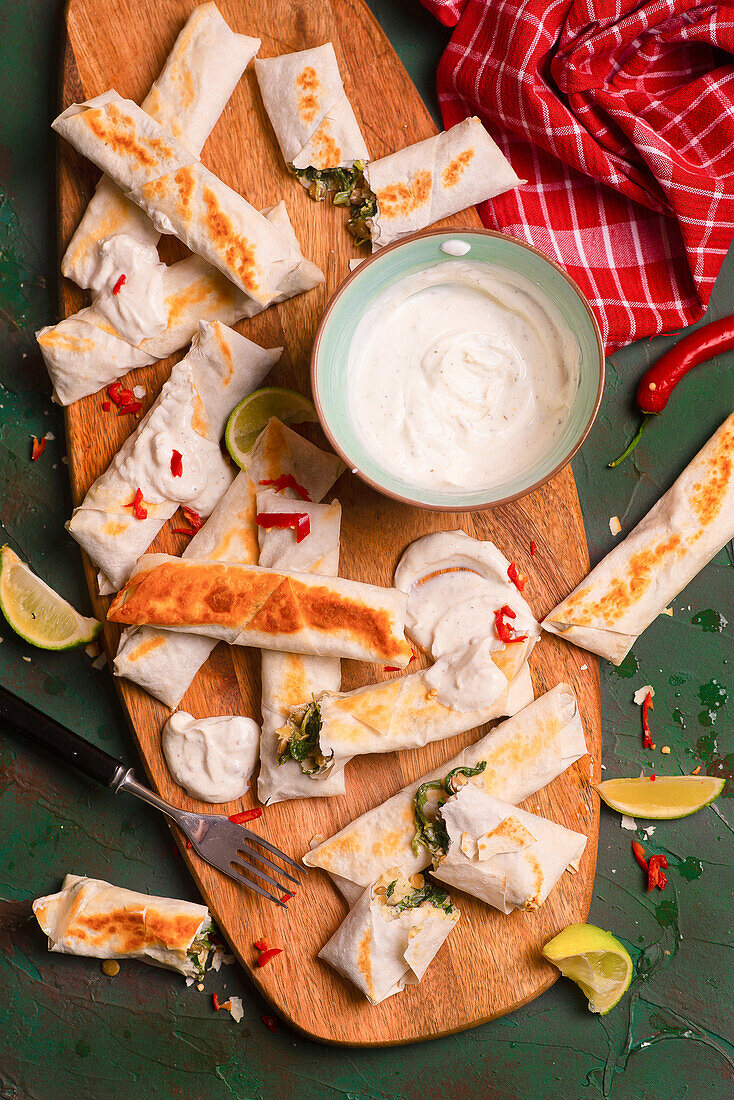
[420,0,734,350]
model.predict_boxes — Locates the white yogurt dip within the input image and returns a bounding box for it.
[162,712,260,804]
[89,234,167,346]
[439,239,471,257]
[394,530,540,710]
[348,260,580,493]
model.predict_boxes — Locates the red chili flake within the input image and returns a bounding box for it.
[384,652,415,673]
[255,947,282,968]
[494,604,528,645]
[280,893,293,904]
[631,840,649,874]
[256,511,310,544]
[253,939,269,952]
[172,506,203,537]
[261,1014,278,1034]
[258,474,311,502]
[170,449,183,478]
[124,487,148,520]
[118,400,142,416]
[112,274,126,296]
[507,561,528,592]
[185,839,193,851]
[642,691,655,750]
[650,773,656,782]
[647,853,668,891]
[212,993,221,1011]
[31,436,47,461]
[102,400,111,412]
[228,808,263,824]
[530,539,537,557]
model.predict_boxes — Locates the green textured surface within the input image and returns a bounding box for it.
[0,1,732,1097]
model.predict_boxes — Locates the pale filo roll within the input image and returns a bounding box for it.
[430,785,587,913]
[304,684,587,904]
[543,412,734,664]
[53,92,301,306]
[107,555,412,666]
[113,420,343,708]
[319,870,459,1005]
[67,321,280,593]
[255,43,369,173]
[363,117,523,250]
[62,4,260,289]
[33,874,212,978]
[42,204,323,406]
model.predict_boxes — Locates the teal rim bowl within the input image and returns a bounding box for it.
[311,227,605,511]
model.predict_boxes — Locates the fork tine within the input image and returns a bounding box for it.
[232,856,294,895]
[242,830,305,874]
[237,840,301,885]
[227,864,287,907]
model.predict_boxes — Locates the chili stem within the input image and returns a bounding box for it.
[608,414,655,468]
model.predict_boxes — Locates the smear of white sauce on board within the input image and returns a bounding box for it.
[394,530,540,711]
[439,239,471,257]
[162,712,260,804]
[348,260,580,493]
[89,234,167,346]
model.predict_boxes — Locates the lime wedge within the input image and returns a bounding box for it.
[543,923,633,1014]
[0,546,101,650]
[225,388,318,469]
[595,775,724,819]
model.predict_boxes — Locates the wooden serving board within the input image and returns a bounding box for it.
[59,0,601,1045]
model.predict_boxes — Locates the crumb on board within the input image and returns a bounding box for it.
[661,745,671,754]
[609,515,621,536]
[633,685,655,705]
[620,815,637,831]
[101,960,120,977]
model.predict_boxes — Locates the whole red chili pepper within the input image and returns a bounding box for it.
[255,947,282,968]
[494,605,528,644]
[610,314,734,466]
[259,474,311,502]
[256,511,310,543]
[641,691,655,750]
[228,808,263,824]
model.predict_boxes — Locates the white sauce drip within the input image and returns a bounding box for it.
[117,363,231,514]
[439,239,471,257]
[89,234,167,346]
[162,712,260,804]
[395,531,540,711]
[348,261,580,493]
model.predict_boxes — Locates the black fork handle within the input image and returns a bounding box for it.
[0,683,127,788]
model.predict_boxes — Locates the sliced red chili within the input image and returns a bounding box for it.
[107,381,142,416]
[494,604,528,644]
[280,893,293,904]
[31,436,47,461]
[102,400,111,412]
[507,561,527,592]
[259,474,311,502]
[255,947,282,968]
[228,808,263,824]
[647,853,668,891]
[642,691,655,750]
[253,939,268,952]
[118,400,142,416]
[261,1014,278,1034]
[631,840,649,873]
[112,274,126,296]
[124,488,148,520]
[530,539,537,557]
[171,450,183,478]
[212,993,221,1011]
[172,506,203,536]
[256,511,310,544]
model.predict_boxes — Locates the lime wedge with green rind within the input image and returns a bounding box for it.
[0,545,101,650]
[595,775,724,819]
[225,388,318,469]
[543,923,633,1014]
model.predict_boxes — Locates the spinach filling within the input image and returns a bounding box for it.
[276,701,333,775]
[411,762,488,858]
[290,160,366,205]
[187,922,214,977]
[388,882,455,915]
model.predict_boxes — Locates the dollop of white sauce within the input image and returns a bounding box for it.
[439,239,471,257]
[348,261,580,493]
[89,234,167,346]
[162,712,260,804]
[117,363,231,514]
[395,531,540,711]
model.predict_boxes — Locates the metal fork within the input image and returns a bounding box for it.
[0,685,304,907]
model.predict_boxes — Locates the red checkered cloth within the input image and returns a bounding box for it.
[420,0,734,351]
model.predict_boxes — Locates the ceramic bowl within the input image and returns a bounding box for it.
[311,228,604,511]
